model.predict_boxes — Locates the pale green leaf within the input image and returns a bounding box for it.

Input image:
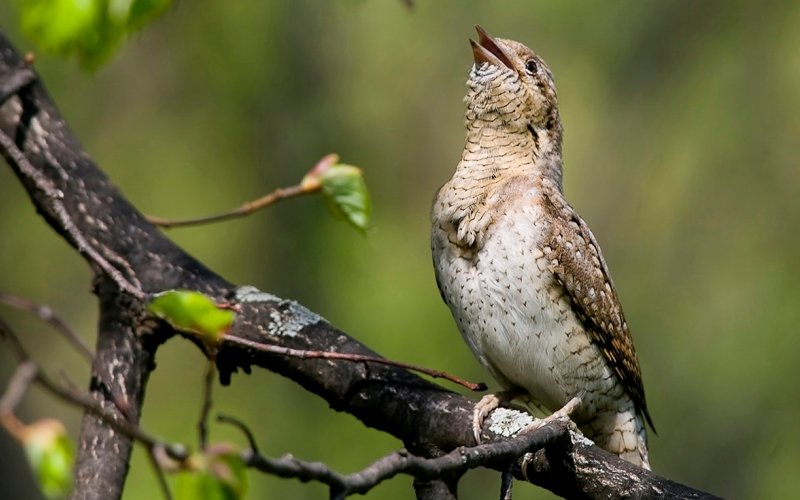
[319,164,371,233]
[148,290,235,345]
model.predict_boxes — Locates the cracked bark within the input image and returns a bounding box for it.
[0,31,717,500]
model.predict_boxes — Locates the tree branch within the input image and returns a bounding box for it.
[0,31,717,499]
[0,291,94,362]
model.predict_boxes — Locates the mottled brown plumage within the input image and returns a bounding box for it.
[538,182,654,431]
[431,26,653,468]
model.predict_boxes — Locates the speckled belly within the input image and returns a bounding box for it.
[432,203,625,422]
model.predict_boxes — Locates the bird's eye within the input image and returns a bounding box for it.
[524,59,537,75]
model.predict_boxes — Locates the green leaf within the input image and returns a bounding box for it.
[148,290,236,345]
[174,444,248,500]
[18,0,173,68]
[21,419,74,499]
[318,164,371,233]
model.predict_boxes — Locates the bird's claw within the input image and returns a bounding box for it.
[472,389,530,444]
[519,395,582,435]
[473,393,503,444]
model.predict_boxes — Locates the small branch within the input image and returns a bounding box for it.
[246,419,565,498]
[0,292,93,362]
[217,414,259,454]
[147,448,173,500]
[198,358,216,450]
[2,292,138,422]
[147,184,312,229]
[500,467,513,500]
[0,316,27,360]
[0,360,38,412]
[0,317,187,462]
[0,361,38,440]
[145,153,342,229]
[223,334,487,392]
[44,366,186,461]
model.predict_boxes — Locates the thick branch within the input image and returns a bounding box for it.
[0,32,716,499]
[70,280,161,500]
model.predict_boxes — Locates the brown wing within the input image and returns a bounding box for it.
[539,182,654,430]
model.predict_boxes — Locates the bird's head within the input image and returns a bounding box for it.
[466,26,561,136]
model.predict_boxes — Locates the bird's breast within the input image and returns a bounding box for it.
[432,198,621,416]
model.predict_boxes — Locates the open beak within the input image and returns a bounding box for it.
[470,25,515,70]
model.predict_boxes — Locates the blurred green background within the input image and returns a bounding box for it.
[1,1,799,498]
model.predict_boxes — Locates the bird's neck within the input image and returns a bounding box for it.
[457,119,564,191]
[435,121,564,250]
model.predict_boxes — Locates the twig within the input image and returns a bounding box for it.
[223,334,487,392]
[500,467,514,500]
[1,317,180,500]
[0,361,38,440]
[0,292,135,421]
[0,317,187,462]
[217,414,259,454]
[246,419,565,497]
[0,316,27,360]
[147,447,173,500]
[145,153,341,229]
[198,358,216,450]
[0,291,93,362]
[0,360,38,412]
[147,184,311,229]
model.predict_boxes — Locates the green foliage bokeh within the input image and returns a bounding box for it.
[19,0,171,68]
[1,1,799,499]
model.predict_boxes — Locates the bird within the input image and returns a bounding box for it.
[430,26,654,469]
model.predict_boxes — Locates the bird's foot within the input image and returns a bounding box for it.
[519,395,582,436]
[473,388,528,444]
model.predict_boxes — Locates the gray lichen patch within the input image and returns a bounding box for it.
[235,285,324,337]
[268,302,323,337]
[488,408,537,437]
[570,429,595,447]
[235,285,281,303]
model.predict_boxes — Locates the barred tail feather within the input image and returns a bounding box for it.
[582,408,650,470]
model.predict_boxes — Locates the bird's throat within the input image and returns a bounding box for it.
[460,123,562,188]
